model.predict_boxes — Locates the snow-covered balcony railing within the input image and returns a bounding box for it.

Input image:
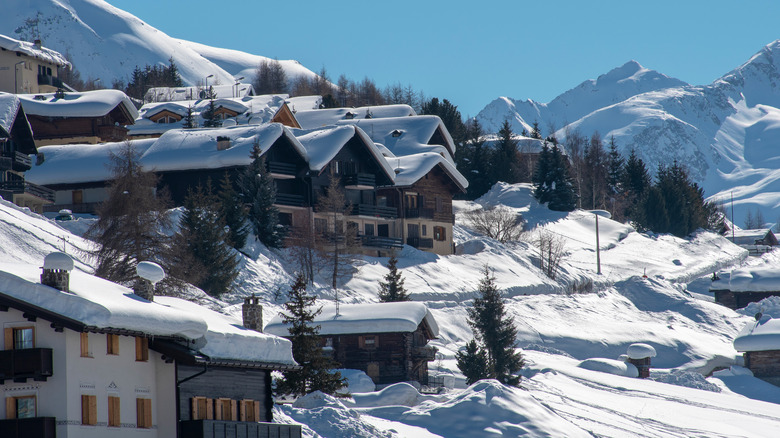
[0,348,53,383]
[0,181,55,203]
[360,235,403,249]
[179,419,302,438]
[0,416,56,438]
[406,237,433,249]
[350,204,397,219]
[343,172,375,189]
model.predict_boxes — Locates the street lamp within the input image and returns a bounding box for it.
[204,74,214,96]
[233,76,244,98]
[14,61,24,94]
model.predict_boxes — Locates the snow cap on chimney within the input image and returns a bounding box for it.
[41,252,74,292]
[134,261,164,302]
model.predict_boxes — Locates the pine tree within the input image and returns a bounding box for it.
[238,140,285,248]
[182,105,196,129]
[87,142,171,284]
[420,98,466,146]
[491,120,519,184]
[582,132,608,209]
[378,255,410,302]
[606,136,624,196]
[276,274,346,397]
[532,142,553,205]
[218,172,250,250]
[177,182,239,297]
[463,119,492,199]
[201,91,220,128]
[459,266,524,386]
[546,145,577,212]
[530,121,542,140]
[455,339,490,385]
[622,149,650,219]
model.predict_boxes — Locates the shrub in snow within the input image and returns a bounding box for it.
[650,370,721,393]
[578,358,639,378]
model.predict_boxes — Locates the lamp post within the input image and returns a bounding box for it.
[233,76,244,98]
[204,74,214,97]
[14,61,24,94]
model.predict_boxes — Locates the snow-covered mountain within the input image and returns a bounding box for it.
[0,0,317,88]
[476,41,780,227]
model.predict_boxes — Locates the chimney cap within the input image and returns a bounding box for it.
[43,252,74,271]
[137,261,165,284]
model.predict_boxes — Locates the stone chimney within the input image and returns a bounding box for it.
[242,295,263,332]
[41,252,74,292]
[34,39,42,49]
[134,261,165,302]
[626,343,657,378]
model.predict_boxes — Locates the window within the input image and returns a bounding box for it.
[108,396,120,427]
[81,394,97,425]
[215,398,237,421]
[405,193,418,209]
[435,197,443,213]
[239,399,260,422]
[12,327,34,349]
[314,218,327,234]
[191,397,213,420]
[422,225,427,236]
[136,398,152,428]
[434,226,446,241]
[80,332,91,357]
[135,337,148,362]
[5,395,36,419]
[359,335,378,349]
[107,334,119,355]
[407,224,420,238]
[364,223,374,236]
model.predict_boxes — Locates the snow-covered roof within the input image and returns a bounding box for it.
[293,125,395,181]
[0,93,23,137]
[0,34,70,67]
[578,358,639,378]
[295,104,416,129]
[18,90,138,120]
[144,83,255,102]
[729,229,775,246]
[286,95,323,112]
[264,302,439,337]
[27,138,157,186]
[390,152,468,191]
[0,262,206,340]
[155,297,296,366]
[337,115,455,161]
[140,124,305,173]
[734,316,780,351]
[711,266,780,293]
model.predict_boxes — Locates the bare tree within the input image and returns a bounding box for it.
[465,206,525,243]
[530,230,566,280]
[316,176,359,290]
[285,209,320,285]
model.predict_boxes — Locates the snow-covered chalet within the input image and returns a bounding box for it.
[0,34,70,95]
[711,266,780,310]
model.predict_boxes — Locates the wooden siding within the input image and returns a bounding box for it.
[745,351,780,386]
[177,364,273,423]
[714,290,780,310]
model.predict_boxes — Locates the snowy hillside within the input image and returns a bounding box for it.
[476,41,780,227]
[0,0,317,88]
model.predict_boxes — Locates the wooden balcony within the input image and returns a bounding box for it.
[406,237,434,249]
[405,207,434,219]
[343,173,375,189]
[266,161,297,179]
[361,235,403,249]
[0,181,55,203]
[0,348,53,383]
[412,345,437,361]
[275,193,305,207]
[0,151,32,172]
[180,420,302,438]
[0,417,56,438]
[96,124,129,142]
[351,204,397,219]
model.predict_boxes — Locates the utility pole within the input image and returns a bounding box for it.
[595,212,601,275]
[731,192,735,243]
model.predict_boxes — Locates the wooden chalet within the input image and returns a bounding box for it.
[18,90,138,146]
[265,302,439,386]
[727,228,778,256]
[734,316,780,386]
[0,93,54,213]
[711,266,780,310]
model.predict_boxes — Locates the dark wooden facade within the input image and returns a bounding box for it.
[27,103,134,144]
[713,290,780,310]
[320,321,437,386]
[744,350,780,386]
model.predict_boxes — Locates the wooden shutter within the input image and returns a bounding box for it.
[136,398,152,428]
[108,396,120,427]
[253,401,260,423]
[240,400,247,421]
[80,333,89,357]
[230,400,238,421]
[107,334,119,355]
[4,328,12,350]
[136,337,148,362]
[6,397,15,419]
[144,399,152,428]
[206,398,214,420]
[82,395,96,425]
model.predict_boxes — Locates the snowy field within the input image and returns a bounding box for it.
[11,183,780,437]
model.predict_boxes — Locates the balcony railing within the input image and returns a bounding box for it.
[0,417,56,438]
[406,237,434,249]
[351,204,397,219]
[0,348,53,383]
[361,235,403,249]
[405,207,435,219]
[0,151,32,172]
[343,173,375,188]
[0,181,55,203]
[96,125,128,142]
[412,346,437,361]
[267,161,297,178]
[275,193,305,207]
[180,420,302,438]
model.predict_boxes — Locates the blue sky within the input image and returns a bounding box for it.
[109,0,780,117]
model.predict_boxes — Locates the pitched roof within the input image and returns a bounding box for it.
[0,34,70,67]
[295,104,416,129]
[390,152,468,191]
[337,115,455,161]
[711,266,780,293]
[730,229,775,246]
[18,90,138,120]
[264,301,439,337]
[144,83,255,102]
[734,317,780,352]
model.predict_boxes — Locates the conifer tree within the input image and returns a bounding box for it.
[463,119,492,199]
[458,266,524,386]
[606,136,624,196]
[491,120,519,184]
[534,144,577,212]
[530,121,542,139]
[177,182,239,297]
[218,172,250,250]
[201,91,220,128]
[582,132,608,210]
[182,105,196,129]
[277,274,346,397]
[378,255,410,302]
[456,339,490,385]
[238,140,285,248]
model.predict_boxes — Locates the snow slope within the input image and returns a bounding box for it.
[476,42,780,226]
[0,0,317,88]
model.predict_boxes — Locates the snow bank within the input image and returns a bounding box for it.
[724,265,780,292]
[650,370,721,392]
[578,358,639,377]
[265,302,439,337]
[348,383,420,408]
[336,369,375,394]
[283,392,394,438]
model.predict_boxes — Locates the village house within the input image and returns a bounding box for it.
[338,115,457,162]
[710,266,780,310]
[265,302,439,387]
[18,90,138,146]
[726,228,778,256]
[0,253,300,438]
[0,35,70,95]
[144,83,257,103]
[734,315,780,386]
[0,93,54,213]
